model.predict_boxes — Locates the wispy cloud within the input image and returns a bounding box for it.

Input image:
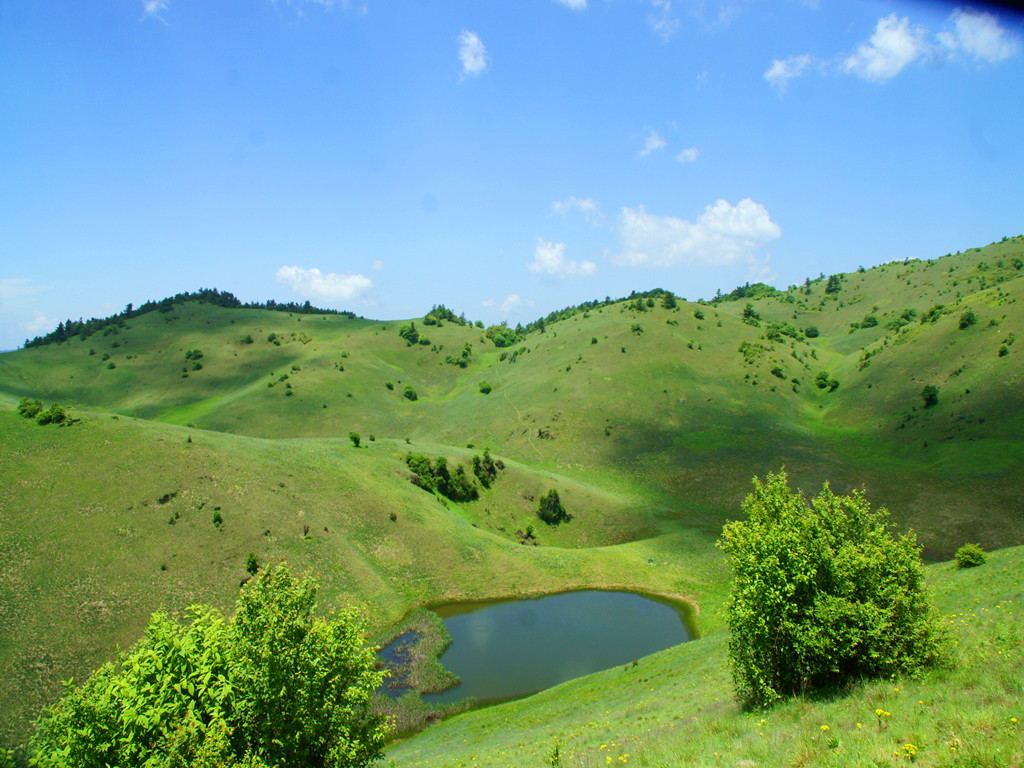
[483,294,527,313]
[766,8,1018,92]
[458,30,488,78]
[764,54,812,94]
[675,146,700,164]
[275,265,372,302]
[529,239,597,277]
[648,0,680,42]
[616,198,781,268]
[554,0,587,9]
[842,14,928,82]
[939,8,1020,63]
[639,130,667,157]
[140,0,168,22]
[553,196,602,225]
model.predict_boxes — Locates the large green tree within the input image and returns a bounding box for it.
[717,471,945,708]
[30,564,388,768]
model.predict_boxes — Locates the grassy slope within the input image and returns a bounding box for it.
[385,546,1024,768]
[0,410,723,744]
[0,237,1022,749]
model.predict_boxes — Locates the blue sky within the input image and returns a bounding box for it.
[1,0,1022,349]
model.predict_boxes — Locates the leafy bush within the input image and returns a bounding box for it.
[537,489,571,526]
[29,563,388,768]
[478,381,492,394]
[349,431,361,448]
[471,448,504,489]
[402,385,418,401]
[36,403,68,425]
[398,322,420,346]
[921,385,939,408]
[955,542,986,568]
[17,397,43,419]
[717,471,945,708]
[405,454,479,502]
[804,326,819,338]
[958,310,977,330]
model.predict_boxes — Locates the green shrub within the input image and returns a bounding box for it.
[36,404,68,426]
[245,553,259,575]
[349,431,361,448]
[28,564,387,768]
[921,385,939,408]
[537,489,571,526]
[958,310,977,330]
[804,326,819,338]
[17,397,43,419]
[717,471,945,709]
[402,386,418,401]
[955,542,986,568]
[478,381,492,394]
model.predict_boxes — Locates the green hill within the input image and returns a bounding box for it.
[1,236,1022,753]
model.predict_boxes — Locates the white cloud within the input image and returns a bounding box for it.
[371,259,384,271]
[842,14,928,82]
[555,0,587,9]
[764,54,812,93]
[552,196,601,224]
[458,30,488,78]
[648,0,680,42]
[140,0,168,21]
[275,265,372,302]
[616,198,781,268]
[501,294,524,313]
[529,239,597,277]
[675,146,700,163]
[639,130,667,157]
[939,8,1020,63]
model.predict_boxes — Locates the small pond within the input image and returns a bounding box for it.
[422,590,692,705]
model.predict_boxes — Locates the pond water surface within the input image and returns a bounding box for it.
[423,590,692,705]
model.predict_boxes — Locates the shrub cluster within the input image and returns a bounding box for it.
[405,454,478,502]
[18,398,70,426]
[537,489,571,526]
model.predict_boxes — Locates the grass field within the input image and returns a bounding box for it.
[1,237,1022,758]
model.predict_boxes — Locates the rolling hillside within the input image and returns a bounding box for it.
[1,237,1022,750]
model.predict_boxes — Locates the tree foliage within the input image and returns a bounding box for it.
[717,471,945,709]
[955,542,986,568]
[29,564,388,768]
[537,489,571,526]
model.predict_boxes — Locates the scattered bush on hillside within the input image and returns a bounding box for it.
[246,553,259,575]
[405,454,478,502]
[814,371,839,391]
[958,310,977,330]
[28,563,388,768]
[694,309,705,320]
[485,323,521,348]
[804,326,819,338]
[478,381,492,394]
[17,397,43,419]
[445,343,473,367]
[887,308,917,331]
[717,470,946,709]
[398,322,420,346]
[240,334,254,344]
[184,349,203,361]
[661,293,677,309]
[955,542,986,568]
[537,489,571,526]
[402,385,418,401]
[825,274,842,294]
[349,432,361,448]
[741,303,761,327]
[920,304,945,324]
[471,448,504,489]
[36,403,69,426]
[921,385,939,408]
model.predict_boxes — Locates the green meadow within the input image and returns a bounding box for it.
[1,238,1022,763]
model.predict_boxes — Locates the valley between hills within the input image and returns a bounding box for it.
[1,237,1022,766]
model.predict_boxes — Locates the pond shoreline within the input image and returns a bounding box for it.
[371,585,700,738]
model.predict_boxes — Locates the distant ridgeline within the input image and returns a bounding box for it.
[23,288,360,349]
